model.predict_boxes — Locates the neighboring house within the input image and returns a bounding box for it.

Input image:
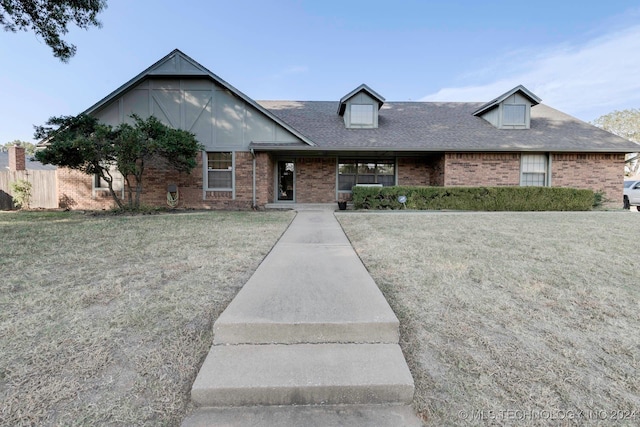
[53,49,639,210]
[0,146,57,209]
[0,151,56,171]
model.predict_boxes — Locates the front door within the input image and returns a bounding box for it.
[277,161,295,201]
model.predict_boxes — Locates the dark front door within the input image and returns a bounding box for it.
[277,161,295,201]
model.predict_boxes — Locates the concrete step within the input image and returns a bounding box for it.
[182,404,424,427]
[191,343,414,407]
[213,243,400,345]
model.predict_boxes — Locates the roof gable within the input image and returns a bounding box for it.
[83,49,315,146]
[147,51,211,76]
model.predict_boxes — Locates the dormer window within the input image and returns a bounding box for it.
[473,85,541,130]
[503,104,526,125]
[350,104,374,126]
[338,84,385,129]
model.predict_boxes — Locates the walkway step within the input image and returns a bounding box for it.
[191,343,414,407]
[213,242,399,345]
[182,404,423,427]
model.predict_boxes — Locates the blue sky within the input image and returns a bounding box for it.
[2,0,640,143]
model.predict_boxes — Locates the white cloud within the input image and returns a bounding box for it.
[421,24,640,121]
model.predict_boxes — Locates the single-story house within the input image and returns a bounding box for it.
[54,49,639,210]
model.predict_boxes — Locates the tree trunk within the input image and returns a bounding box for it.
[100,169,123,209]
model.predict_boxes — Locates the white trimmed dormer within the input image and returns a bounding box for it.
[337,84,385,129]
[473,85,541,129]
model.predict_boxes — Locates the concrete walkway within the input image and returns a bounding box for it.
[183,206,422,426]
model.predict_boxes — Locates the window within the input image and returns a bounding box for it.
[207,152,233,190]
[93,162,123,192]
[338,160,395,191]
[521,154,548,186]
[503,104,526,125]
[350,104,374,126]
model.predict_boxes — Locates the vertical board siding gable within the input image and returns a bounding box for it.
[92,78,302,151]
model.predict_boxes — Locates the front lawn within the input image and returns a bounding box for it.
[338,211,640,426]
[3,210,639,426]
[0,211,294,426]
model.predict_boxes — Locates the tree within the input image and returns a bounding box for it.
[592,109,640,176]
[34,114,123,207]
[35,114,202,210]
[0,0,107,62]
[113,115,202,209]
[1,140,37,155]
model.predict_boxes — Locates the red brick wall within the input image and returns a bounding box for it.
[444,153,521,186]
[431,156,445,186]
[295,157,337,203]
[8,146,26,171]
[56,168,114,210]
[552,153,624,205]
[57,151,258,210]
[398,155,445,186]
[55,151,626,209]
[443,152,624,206]
[398,157,429,186]
[255,152,273,206]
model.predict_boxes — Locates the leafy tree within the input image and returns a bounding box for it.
[0,0,107,62]
[1,140,37,155]
[35,114,202,210]
[592,109,640,176]
[34,114,123,207]
[113,115,202,209]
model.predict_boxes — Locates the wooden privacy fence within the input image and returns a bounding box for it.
[0,170,57,210]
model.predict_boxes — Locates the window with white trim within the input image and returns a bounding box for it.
[503,104,526,125]
[520,154,548,186]
[207,152,233,190]
[350,104,374,126]
[338,160,395,191]
[93,162,124,192]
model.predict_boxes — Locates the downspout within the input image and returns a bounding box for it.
[251,148,256,209]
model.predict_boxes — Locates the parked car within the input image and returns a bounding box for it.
[623,180,640,210]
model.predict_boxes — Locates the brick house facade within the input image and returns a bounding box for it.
[51,50,638,210]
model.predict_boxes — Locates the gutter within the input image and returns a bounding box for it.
[248,145,639,154]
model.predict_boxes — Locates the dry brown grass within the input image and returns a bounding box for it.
[0,210,294,427]
[338,211,640,427]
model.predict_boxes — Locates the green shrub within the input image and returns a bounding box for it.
[351,186,596,211]
[10,179,33,210]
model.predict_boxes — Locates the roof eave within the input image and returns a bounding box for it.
[249,144,638,154]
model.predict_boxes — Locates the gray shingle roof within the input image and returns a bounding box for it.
[0,152,56,171]
[256,101,640,153]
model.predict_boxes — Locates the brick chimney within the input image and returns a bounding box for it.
[8,145,26,171]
